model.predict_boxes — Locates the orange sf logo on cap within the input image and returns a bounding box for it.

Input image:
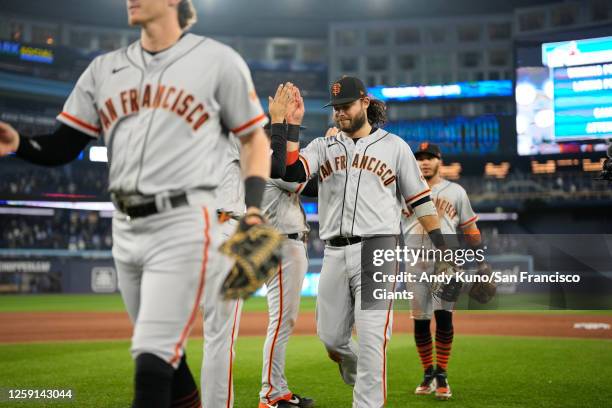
[331,83,342,96]
[420,142,429,150]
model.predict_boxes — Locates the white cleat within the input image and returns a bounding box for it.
[414,366,436,395]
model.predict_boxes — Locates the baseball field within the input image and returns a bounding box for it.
[1,294,611,407]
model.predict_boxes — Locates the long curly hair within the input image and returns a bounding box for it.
[367,98,387,127]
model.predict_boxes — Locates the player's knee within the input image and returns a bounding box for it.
[284,311,298,330]
[318,332,346,353]
[412,311,432,320]
[434,310,453,331]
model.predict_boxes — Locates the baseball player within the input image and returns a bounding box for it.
[279,76,449,408]
[200,82,300,408]
[200,133,244,408]
[0,1,271,407]
[258,86,316,408]
[402,142,481,400]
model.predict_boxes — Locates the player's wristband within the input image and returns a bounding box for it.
[287,124,300,143]
[244,176,266,209]
[428,228,446,250]
[270,123,286,138]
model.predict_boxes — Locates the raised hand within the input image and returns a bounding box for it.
[286,87,305,126]
[268,82,294,123]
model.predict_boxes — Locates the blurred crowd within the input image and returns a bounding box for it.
[1,164,109,197]
[0,210,112,250]
[0,209,535,258]
[1,159,607,203]
[463,171,611,206]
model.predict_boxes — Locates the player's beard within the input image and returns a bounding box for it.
[423,162,440,180]
[336,110,367,134]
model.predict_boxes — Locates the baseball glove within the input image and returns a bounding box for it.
[219,215,283,300]
[469,262,497,304]
[430,260,463,302]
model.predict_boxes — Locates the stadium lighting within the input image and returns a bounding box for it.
[516,115,529,134]
[515,83,537,106]
[89,146,108,162]
[543,80,554,99]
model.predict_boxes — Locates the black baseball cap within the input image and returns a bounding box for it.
[414,142,442,159]
[323,76,367,107]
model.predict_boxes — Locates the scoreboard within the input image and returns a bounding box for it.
[543,36,612,142]
[553,63,612,140]
[516,34,612,156]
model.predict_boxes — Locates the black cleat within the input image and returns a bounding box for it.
[277,393,315,407]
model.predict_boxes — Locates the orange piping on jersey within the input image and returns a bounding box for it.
[381,265,396,404]
[59,112,101,133]
[226,299,241,408]
[295,183,304,193]
[299,155,311,178]
[169,207,210,366]
[231,113,266,134]
[458,215,478,228]
[405,188,432,204]
[264,264,283,402]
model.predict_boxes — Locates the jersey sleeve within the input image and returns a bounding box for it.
[228,133,242,161]
[298,137,325,179]
[457,186,478,228]
[269,178,303,193]
[216,48,268,138]
[56,60,101,138]
[397,139,431,206]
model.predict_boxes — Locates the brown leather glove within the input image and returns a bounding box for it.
[469,262,497,304]
[219,214,283,300]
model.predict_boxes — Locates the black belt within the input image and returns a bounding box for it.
[112,192,189,219]
[326,236,362,247]
[286,232,307,241]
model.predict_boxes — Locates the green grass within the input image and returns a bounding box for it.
[0,294,318,313]
[2,293,611,315]
[0,334,610,407]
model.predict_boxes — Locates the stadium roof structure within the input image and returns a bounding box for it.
[1,0,560,39]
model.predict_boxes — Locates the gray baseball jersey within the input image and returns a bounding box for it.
[57,33,267,194]
[259,176,310,404]
[215,134,245,214]
[66,33,266,374]
[261,179,309,235]
[403,181,477,320]
[402,179,477,237]
[299,129,430,240]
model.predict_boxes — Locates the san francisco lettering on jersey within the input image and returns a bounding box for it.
[97,84,210,132]
[318,153,396,186]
